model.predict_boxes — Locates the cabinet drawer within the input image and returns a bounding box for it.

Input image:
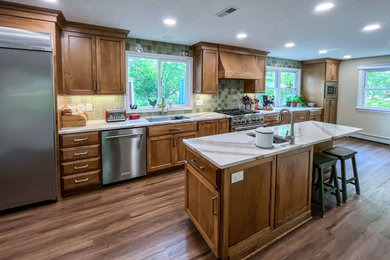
[61,170,101,191]
[264,114,279,122]
[294,111,309,122]
[61,157,101,176]
[186,148,220,188]
[61,144,100,161]
[148,122,198,137]
[60,132,100,148]
[310,110,322,116]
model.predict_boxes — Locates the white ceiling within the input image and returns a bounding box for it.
[7,0,390,60]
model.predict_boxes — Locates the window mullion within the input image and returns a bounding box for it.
[277,70,282,107]
[158,59,162,103]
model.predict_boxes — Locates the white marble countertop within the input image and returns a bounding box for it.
[183,121,362,169]
[58,112,229,134]
[257,107,323,115]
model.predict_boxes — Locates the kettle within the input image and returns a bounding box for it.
[255,127,274,149]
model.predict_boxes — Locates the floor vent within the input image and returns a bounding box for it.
[216,6,239,18]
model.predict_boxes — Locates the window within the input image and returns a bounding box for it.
[126,52,193,111]
[265,67,301,107]
[358,64,390,112]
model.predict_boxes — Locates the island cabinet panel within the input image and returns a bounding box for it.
[147,135,175,172]
[226,157,276,248]
[198,120,218,137]
[275,146,313,228]
[185,164,220,256]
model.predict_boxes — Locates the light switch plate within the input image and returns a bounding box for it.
[86,103,93,112]
[231,171,244,184]
[196,100,203,106]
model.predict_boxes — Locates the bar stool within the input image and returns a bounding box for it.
[324,146,361,203]
[313,152,341,218]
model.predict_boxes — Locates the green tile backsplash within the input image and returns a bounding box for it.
[61,38,301,120]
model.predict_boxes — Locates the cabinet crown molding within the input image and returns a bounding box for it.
[302,58,341,65]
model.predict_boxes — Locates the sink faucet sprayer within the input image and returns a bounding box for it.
[278,108,295,145]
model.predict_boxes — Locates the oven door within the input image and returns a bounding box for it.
[325,82,338,98]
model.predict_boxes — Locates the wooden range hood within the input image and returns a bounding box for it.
[218,44,269,80]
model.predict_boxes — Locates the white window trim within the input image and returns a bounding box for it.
[266,66,301,107]
[125,51,193,113]
[357,63,390,112]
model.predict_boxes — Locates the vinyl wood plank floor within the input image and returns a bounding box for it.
[0,138,389,260]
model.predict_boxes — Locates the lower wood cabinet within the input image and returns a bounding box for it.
[218,118,230,134]
[185,163,220,256]
[324,98,337,124]
[176,132,198,165]
[147,135,176,172]
[275,146,313,228]
[198,120,218,137]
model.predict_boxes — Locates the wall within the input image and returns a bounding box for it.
[337,55,390,139]
[60,38,301,120]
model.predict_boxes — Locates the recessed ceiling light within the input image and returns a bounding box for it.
[362,24,381,32]
[163,18,176,26]
[236,33,247,39]
[162,36,173,40]
[285,42,295,48]
[43,0,57,2]
[343,55,352,59]
[318,50,327,54]
[315,2,335,12]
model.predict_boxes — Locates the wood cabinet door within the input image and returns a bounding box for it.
[324,98,337,124]
[185,164,220,257]
[62,31,97,94]
[202,49,219,94]
[175,132,198,165]
[198,120,218,137]
[96,36,126,94]
[326,62,339,82]
[218,119,230,134]
[147,135,175,172]
[275,147,312,228]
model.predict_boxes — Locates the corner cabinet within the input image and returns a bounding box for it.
[193,43,219,94]
[62,23,128,95]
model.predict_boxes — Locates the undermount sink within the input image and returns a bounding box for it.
[145,115,190,123]
[247,133,290,145]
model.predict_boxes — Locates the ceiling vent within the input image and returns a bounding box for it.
[216,6,239,18]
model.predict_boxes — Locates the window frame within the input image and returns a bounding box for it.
[265,66,301,107]
[126,51,193,112]
[357,64,390,113]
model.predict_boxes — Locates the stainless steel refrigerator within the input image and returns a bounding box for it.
[0,26,57,211]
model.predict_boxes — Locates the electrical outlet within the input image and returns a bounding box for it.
[196,99,203,106]
[86,103,93,112]
[231,171,244,183]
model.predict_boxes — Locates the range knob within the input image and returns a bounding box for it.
[241,118,247,124]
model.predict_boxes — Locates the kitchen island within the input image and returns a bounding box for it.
[183,121,361,259]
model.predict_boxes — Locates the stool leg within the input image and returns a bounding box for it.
[340,159,347,203]
[352,155,361,195]
[319,168,325,218]
[332,164,341,206]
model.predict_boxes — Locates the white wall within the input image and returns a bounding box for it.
[338,55,390,139]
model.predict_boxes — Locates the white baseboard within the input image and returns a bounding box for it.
[351,132,390,145]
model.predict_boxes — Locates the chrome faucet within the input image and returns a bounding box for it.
[161,97,166,116]
[278,108,295,145]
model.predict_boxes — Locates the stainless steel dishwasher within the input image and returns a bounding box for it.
[101,127,146,185]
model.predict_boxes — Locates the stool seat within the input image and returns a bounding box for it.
[313,153,338,168]
[324,146,357,160]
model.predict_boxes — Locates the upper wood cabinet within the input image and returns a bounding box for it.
[193,43,219,94]
[326,62,339,82]
[62,23,128,95]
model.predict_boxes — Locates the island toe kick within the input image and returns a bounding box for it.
[185,145,314,259]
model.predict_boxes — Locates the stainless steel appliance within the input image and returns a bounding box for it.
[216,109,265,131]
[325,82,338,98]
[101,128,146,184]
[0,27,57,211]
[105,108,127,122]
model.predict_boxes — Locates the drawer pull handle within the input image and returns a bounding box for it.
[212,196,218,215]
[74,151,88,156]
[74,137,88,142]
[191,159,204,170]
[74,177,89,183]
[74,164,89,170]
[169,128,181,131]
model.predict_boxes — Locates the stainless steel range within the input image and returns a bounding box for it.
[216,109,265,131]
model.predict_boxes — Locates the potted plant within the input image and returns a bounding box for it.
[292,95,306,107]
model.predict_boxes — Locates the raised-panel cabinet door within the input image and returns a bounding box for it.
[323,98,337,123]
[326,63,339,82]
[202,49,219,94]
[96,36,125,94]
[275,147,312,228]
[176,132,198,165]
[243,57,266,93]
[198,120,218,137]
[185,164,220,257]
[62,31,96,94]
[218,119,230,134]
[147,135,175,172]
